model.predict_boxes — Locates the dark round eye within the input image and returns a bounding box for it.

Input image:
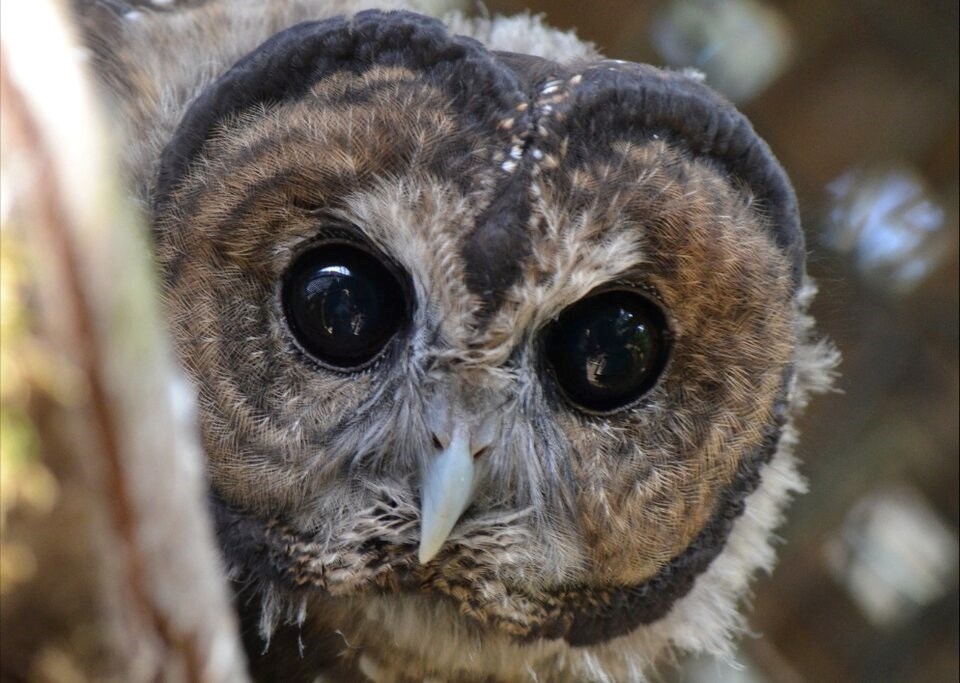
[282,242,408,369]
[543,289,670,412]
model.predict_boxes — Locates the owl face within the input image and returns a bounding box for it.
[156,11,803,649]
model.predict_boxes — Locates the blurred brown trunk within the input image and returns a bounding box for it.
[0,3,249,681]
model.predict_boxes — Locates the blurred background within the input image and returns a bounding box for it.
[482,0,959,680]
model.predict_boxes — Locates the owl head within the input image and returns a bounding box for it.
[152,9,835,678]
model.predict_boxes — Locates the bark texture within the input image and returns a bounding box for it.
[0,2,249,681]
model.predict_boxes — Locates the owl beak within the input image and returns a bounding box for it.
[418,422,480,565]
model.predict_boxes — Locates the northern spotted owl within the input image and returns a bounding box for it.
[76,1,837,680]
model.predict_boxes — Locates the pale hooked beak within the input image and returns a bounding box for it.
[418,420,492,564]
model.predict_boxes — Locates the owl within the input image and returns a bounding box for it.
[75,0,837,680]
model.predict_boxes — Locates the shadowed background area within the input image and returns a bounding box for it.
[480,0,959,681]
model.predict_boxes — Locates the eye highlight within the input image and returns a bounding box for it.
[281,241,409,370]
[543,289,671,412]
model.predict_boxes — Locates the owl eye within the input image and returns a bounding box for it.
[282,242,408,369]
[543,289,671,412]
